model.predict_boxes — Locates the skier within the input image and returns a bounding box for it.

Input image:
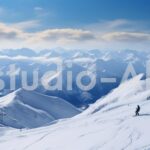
[135,105,140,116]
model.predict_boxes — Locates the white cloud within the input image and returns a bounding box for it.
[85,19,150,34]
[0,24,90,49]
[0,20,150,50]
[102,32,150,42]
[34,7,43,11]
[0,55,61,63]
[11,20,41,31]
[0,23,27,40]
[33,6,50,18]
[33,28,95,41]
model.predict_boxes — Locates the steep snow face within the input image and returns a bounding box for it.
[0,89,80,129]
[0,75,150,150]
[83,74,146,115]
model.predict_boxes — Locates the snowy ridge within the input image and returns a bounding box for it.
[83,74,146,115]
[0,89,80,129]
[0,75,150,149]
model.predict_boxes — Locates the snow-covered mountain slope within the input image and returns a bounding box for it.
[0,75,150,150]
[0,89,80,128]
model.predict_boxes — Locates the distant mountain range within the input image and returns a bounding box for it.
[0,48,149,107]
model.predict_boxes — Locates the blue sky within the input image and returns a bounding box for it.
[0,0,150,50]
[0,0,150,28]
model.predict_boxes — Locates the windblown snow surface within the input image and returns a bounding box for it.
[0,74,150,150]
